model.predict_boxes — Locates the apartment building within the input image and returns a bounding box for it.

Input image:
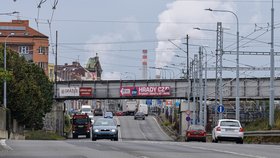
[0,20,49,75]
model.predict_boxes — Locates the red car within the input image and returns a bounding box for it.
[185,125,207,142]
[115,111,124,116]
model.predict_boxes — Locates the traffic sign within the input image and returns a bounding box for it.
[186,116,191,121]
[217,105,225,113]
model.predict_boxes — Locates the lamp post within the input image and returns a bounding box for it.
[205,8,240,121]
[3,33,15,108]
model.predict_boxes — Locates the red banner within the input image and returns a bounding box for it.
[79,87,92,97]
[120,86,171,97]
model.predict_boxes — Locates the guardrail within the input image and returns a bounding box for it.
[244,130,280,137]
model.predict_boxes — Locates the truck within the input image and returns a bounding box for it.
[71,113,91,139]
[138,104,148,116]
[124,100,138,116]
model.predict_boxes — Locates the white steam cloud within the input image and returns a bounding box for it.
[155,0,235,75]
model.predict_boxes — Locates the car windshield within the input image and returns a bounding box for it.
[105,112,113,116]
[73,118,89,125]
[82,108,91,112]
[189,125,204,131]
[220,121,240,127]
[94,119,115,126]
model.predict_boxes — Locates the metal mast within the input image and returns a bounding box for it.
[199,47,203,125]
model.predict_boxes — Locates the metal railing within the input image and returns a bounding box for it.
[244,130,280,137]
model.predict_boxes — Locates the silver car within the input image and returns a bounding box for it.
[212,119,244,144]
[92,118,119,141]
[134,111,145,120]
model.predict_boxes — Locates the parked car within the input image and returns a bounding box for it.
[115,111,124,116]
[185,125,206,142]
[93,108,103,116]
[134,111,145,120]
[212,119,244,144]
[92,118,119,141]
[104,112,113,119]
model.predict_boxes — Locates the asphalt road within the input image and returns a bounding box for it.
[0,116,279,158]
[1,139,280,158]
[118,116,173,141]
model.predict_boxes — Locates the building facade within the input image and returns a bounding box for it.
[0,20,49,75]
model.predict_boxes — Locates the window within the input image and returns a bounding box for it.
[39,46,48,54]
[19,46,29,54]
[38,62,48,71]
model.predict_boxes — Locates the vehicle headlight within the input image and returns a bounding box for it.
[111,129,116,132]
[94,129,99,132]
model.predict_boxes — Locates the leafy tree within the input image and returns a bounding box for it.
[0,46,53,129]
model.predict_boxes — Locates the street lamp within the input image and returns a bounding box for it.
[0,11,19,16]
[205,8,240,121]
[3,33,15,108]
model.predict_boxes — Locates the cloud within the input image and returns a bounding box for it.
[155,0,236,75]
[84,17,142,79]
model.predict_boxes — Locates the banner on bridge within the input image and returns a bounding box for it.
[120,86,171,97]
[59,87,80,97]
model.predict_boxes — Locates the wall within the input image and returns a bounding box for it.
[43,101,64,136]
[0,107,7,139]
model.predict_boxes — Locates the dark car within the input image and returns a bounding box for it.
[104,112,113,119]
[134,111,145,120]
[185,125,207,142]
[93,108,103,116]
[92,118,119,141]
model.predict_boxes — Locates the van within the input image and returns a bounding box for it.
[81,105,92,114]
[138,104,148,116]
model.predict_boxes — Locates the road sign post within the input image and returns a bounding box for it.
[217,104,224,120]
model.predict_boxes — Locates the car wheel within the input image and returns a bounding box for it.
[92,137,96,141]
[86,133,90,138]
[114,137,118,141]
[72,134,78,139]
[143,118,145,120]
[236,139,243,144]
[202,138,207,142]
[212,138,218,143]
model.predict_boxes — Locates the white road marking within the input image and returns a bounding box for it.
[152,116,173,140]
[137,119,148,140]
[182,144,267,158]
[115,117,122,142]
[0,139,13,151]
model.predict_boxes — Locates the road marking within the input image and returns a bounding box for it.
[152,116,173,140]
[137,119,148,140]
[115,117,122,142]
[182,144,267,158]
[0,139,13,151]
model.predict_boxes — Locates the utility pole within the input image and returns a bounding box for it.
[269,0,275,127]
[55,31,58,98]
[216,22,223,120]
[193,54,198,124]
[203,48,208,128]
[199,47,203,125]
[186,35,189,79]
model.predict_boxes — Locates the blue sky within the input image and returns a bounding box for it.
[1,0,279,79]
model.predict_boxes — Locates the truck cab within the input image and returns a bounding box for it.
[71,113,91,139]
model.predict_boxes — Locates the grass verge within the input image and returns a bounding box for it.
[25,130,66,140]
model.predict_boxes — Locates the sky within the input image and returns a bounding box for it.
[1,0,279,80]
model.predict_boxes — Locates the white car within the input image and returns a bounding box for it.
[212,119,244,144]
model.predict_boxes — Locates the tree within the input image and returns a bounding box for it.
[0,46,53,129]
